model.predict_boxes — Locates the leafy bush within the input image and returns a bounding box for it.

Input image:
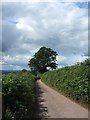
[41,59,90,104]
[2,71,36,120]
[0,74,2,93]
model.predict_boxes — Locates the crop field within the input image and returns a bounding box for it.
[41,59,90,106]
[2,71,36,120]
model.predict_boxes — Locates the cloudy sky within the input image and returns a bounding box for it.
[1,1,89,70]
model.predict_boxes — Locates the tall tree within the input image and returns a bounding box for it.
[28,47,58,73]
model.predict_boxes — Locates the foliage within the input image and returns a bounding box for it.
[21,69,27,72]
[0,74,2,93]
[2,71,36,120]
[28,47,58,73]
[41,59,90,104]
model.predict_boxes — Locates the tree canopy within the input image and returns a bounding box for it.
[28,47,58,73]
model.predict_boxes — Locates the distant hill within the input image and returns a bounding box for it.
[1,70,20,74]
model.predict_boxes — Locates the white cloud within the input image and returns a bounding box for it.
[2,54,31,70]
[2,2,88,70]
[56,55,66,62]
[1,0,89,2]
[16,18,34,32]
[0,61,5,65]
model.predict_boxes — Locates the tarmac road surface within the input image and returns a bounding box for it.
[36,80,88,118]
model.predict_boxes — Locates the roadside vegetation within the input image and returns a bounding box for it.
[41,59,90,107]
[0,74,2,94]
[2,71,37,120]
[2,47,89,119]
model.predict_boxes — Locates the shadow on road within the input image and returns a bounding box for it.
[35,80,49,119]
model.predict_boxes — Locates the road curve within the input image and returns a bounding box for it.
[36,80,88,118]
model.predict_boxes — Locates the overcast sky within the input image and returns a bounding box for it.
[1,1,89,70]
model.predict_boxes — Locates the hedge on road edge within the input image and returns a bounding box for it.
[41,59,90,105]
[2,71,37,120]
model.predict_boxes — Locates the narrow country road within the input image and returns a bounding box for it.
[36,80,88,118]
[0,96,2,120]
